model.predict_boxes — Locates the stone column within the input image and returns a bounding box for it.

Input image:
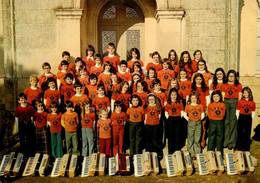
[155,9,185,57]
[55,8,83,57]
[256,8,260,77]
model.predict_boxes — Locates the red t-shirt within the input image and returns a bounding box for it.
[57,70,74,87]
[82,57,95,73]
[126,106,144,122]
[133,91,148,107]
[127,60,144,72]
[111,112,127,126]
[194,86,209,109]
[47,113,62,133]
[39,73,57,92]
[33,111,47,128]
[58,62,76,74]
[15,105,34,123]
[78,77,89,94]
[144,78,155,92]
[174,64,194,79]
[191,59,198,73]
[85,84,98,101]
[209,82,224,92]
[24,87,43,104]
[98,73,110,91]
[81,112,96,128]
[44,89,61,109]
[152,91,166,107]
[103,55,120,72]
[191,71,212,87]
[92,95,111,111]
[180,80,192,99]
[61,84,75,101]
[146,62,162,72]
[70,94,89,108]
[236,99,256,115]
[97,119,112,139]
[185,104,204,121]
[112,93,131,111]
[117,72,131,82]
[109,83,120,94]
[61,112,78,132]
[144,105,161,125]
[157,69,175,90]
[222,83,242,99]
[90,66,103,77]
[207,102,225,120]
[165,101,184,117]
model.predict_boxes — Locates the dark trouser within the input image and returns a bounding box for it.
[167,116,183,154]
[181,99,188,148]
[224,98,238,148]
[145,124,161,155]
[99,138,112,157]
[129,122,143,156]
[207,119,224,155]
[19,122,35,157]
[36,126,48,154]
[236,114,252,151]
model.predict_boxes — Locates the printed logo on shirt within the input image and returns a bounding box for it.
[181,85,186,90]
[50,96,54,100]
[133,113,139,119]
[87,63,91,68]
[66,91,72,97]
[84,119,90,124]
[228,90,233,96]
[96,72,100,76]
[215,107,221,115]
[150,111,155,116]
[90,94,95,99]
[117,119,122,124]
[98,103,103,109]
[244,107,249,113]
[192,110,199,117]
[164,74,169,80]
[38,117,43,123]
[171,107,177,113]
[69,120,75,125]
[53,120,58,126]
[103,126,109,131]
[21,112,27,120]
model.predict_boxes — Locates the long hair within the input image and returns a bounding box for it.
[179,51,192,71]
[241,87,253,101]
[108,73,119,91]
[48,101,60,113]
[136,80,148,92]
[197,60,209,73]
[128,47,140,61]
[187,91,201,105]
[167,88,181,104]
[115,81,130,94]
[132,63,143,76]
[146,67,157,79]
[210,90,223,103]
[168,49,179,66]
[193,50,203,60]
[167,78,180,93]
[144,93,161,111]
[81,101,92,120]
[226,69,239,86]
[212,68,226,90]
[191,73,208,92]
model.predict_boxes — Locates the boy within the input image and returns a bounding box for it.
[82,45,95,73]
[57,60,74,90]
[61,100,80,155]
[15,93,35,156]
[70,82,89,110]
[85,74,98,101]
[78,65,89,94]
[102,43,120,73]
[152,79,166,107]
[61,73,75,103]
[117,60,131,85]
[44,77,61,109]
[90,54,103,77]
[24,74,43,105]
[157,58,175,91]
[39,62,57,92]
[92,84,110,113]
[58,51,76,74]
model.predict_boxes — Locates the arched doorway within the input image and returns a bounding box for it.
[98,0,145,60]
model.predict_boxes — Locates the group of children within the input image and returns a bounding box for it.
[15,43,256,161]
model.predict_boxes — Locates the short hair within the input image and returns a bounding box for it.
[79,65,87,72]
[47,77,56,84]
[64,100,74,108]
[94,54,102,60]
[107,42,115,48]
[103,61,112,71]
[99,108,108,118]
[62,51,70,58]
[130,94,141,106]
[120,60,127,66]
[75,57,82,63]
[64,73,74,80]
[49,101,60,113]
[97,84,105,91]
[210,90,223,103]
[152,78,161,87]
[60,60,69,66]
[114,100,122,108]
[193,50,202,57]
[42,62,51,69]
[29,74,39,82]
[35,100,44,108]
[86,45,95,55]
[74,82,82,89]
[89,74,98,82]
[162,58,170,65]
[18,93,27,101]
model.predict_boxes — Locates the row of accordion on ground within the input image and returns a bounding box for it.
[0,150,257,178]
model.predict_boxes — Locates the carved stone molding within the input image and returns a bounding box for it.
[155,9,185,22]
[55,9,83,19]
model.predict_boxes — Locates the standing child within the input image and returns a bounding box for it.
[92,84,111,113]
[47,102,63,158]
[98,61,112,92]
[152,79,166,107]
[191,60,212,87]
[103,42,120,73]
[61,100,79,155]
[144,67,157,92]
[222,70,242,150]
[146,51,162,73]
[57,60,74,90]
[207,90,226,155]
[81,101,96,156]
[133,80,148,107]
[168,49,179,71]
[179,69,192,107]
[24,75,43,105]
[126,95,144,156]
[131,73,141,93]
[117,60,131,85]
[184,92,204,159]
[158,58,175,91]
[85,74,98,101]
[78,65,89,94]
[209,68,226,94]
[166,78,183,101]
[44,77,61,109]
[82,45,96,73]
[97,108,112,157]
[39,62,57,92]
[90,54,103,77]
[61,73,75,103]
[108,73,120,97]
[236,87,256,151]
[75,57,84,78]
[132,63,145,79]
[33,101,48,154]
[174,51,194,79]
[192,50,203,72]
[58,51,76,74]
[70,82,89,110]
[111,81,131,112]
[127,48,144,72]
[111,101,127,156]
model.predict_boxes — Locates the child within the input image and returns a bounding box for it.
[157,58,175,91]
[210,68,226,94]
[78,65,89,94]
[131,73,141,93]
[184,92,204,159]
[85,74,98,101]
[15,93,35,156]
[127,48,144,72]
[117,60,131,85]
[61,73,75,103]
[44,77,61,109]
[133,80,148,107]
[111,81,131,112]
[144,94,162,156]
[132,63,145,79]
[146,51,162,73]
[144,67,157,92]
[103,42,120,72]
[222,70,242,150]
[47,102,63,158]
[24,74,43,105]
[179,69,192,107]
[33,101,48,154]
[92,84,111,113]
[39,62,57,92]
[126,95,144,156]
[165,88,184,154]
[191,60,212,87]
[174,51,194,79]
[98,61,112,92]
[57,60,74,90]
[152,79,166,107]
[90,54,103,77]
[97,108,112,157]
[70,82,89,110]
[108,73,120,96]
[207,90,225,155]
[192,50,203,72]
[82,45,96,73]
[61,100,79,155]
[111,101,127,156]
[75,57,84,78]
[236,87,255,151]
[81,101,96,156]
[58,51,76,74]
[168,49,179,71]
[165,78,183,102]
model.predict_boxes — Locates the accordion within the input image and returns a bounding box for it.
[51,154,77,177]
[0,152,24,177]
[243,151,255,175]
[22,153,49,177]
[197,151,218,175]
[108,153,131,176]
[81,153,98,177]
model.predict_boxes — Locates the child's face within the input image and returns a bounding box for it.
[80,70,87,77]
[154,83,161,91]
[228,73,235,82]
[148,96,155,105]
[105,65,111,72]
[216,71,223,80]
[65,77,73,85]
[95,58,102,65]
[134,66,140,72]
[43,66,51,74]
[195,52,201,60]
[107,46,115,55]
[84,104,91,112]
[162,62,169,70]
[75,61,82,68]
[191,96,197,104]
[51,107,57,113]
[153,54,159,63]
[111,75,117,83]
[48,82,56,89]
[120,64,127,72]
[171,92,177,101]
[183,54,189,63]
[18,97,27,106]
[180,71,187,79]
[137,83,144,92]
[88,50,94,57]
[243,90,249,99]
[148,70,155,78]
[195,77,202,85]
[198,62,205,71]
[75,87,82,94]
[90,78,97,85]
[61,65,68,71]
[66,107,73,113]
[213,94,220,103]
[63,55,70,61]
[170,52,175,60]
[30,80,38,87]
[132,52,138,59]
[97,88,105,96]
[100,111,108,119]
[37,105,44,112]
[132,98,139,106]
[171,80,177,89]
[121,84,128,93]
[133,75,140,83]
[115,106,122,112]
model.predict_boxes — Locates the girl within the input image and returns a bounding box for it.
[47,101,63,158]
[210,68,226,94]
[90,54,103,77]
[126,95,144,156]
[168,49,179,71]
[166,78,183,101]
[165,88,184,154]
[83,45,96,73]
[111,81,131,112]
[184,92,204,159]
[108,73,120,97]
[207,90,226,155]
[132,62,145,79]
[98,61,112,92]
[179,69,192,107]
[81,101,96,156]
[236,87,255,151]
[144,67,157,92]
[222,70,242,150]
[191,60,212,87]
[133,80,148,107]
[127,48,144,72]
[157,58,175,91]
[144,94,162,156]
[174,51,194,79]
[192,50,203,72]
[146,51,162,73]
[97,108,112,157]
[131,73,141,93]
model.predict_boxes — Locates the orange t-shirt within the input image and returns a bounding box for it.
[180,80,192,99]
[81,112,96,128]
[47,113,62,133]
[112,93,131,111]
[82,57,95,73]
[98,73,110,91]
[165,101,184,117]
[58,62,76,73]
[222,83,242,99]
[117,72,131,82]
[165,90,183,101]
[61,84,75,101]
[207,102,225,120]
[133,91,148,107]
[44,89,61,109]
[185,104,204,121]
[78,77,89,94]
[39,73,57,92]
[174,64,194,79]
[33,111,47,128]
[15,105,34,122]
[209,82,224,92]
[152,91,166,107]
[97,119,112,139]
[144,105,161,125]
[191,60,198,73]
[92,95,111,111]
[90,66,103,77]
[194,86,209,109]
[61,112,78,132]
[70,94,89,108]
[126,106,144,122]
[111,112,127,126]
[103,55,120,72]
[110,83,120,94]
[85,84,98,101]
[236,99,256,115]
[144,78,155,92]
[192,71,212,87]
[146,62,162,72]
[57,71,74,86]
[24,87,43,104]
[157,69,175,90]
[127,60,144,72]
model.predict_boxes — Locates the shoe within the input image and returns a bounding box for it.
[228,146,233,150]
[191,156,196,160]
